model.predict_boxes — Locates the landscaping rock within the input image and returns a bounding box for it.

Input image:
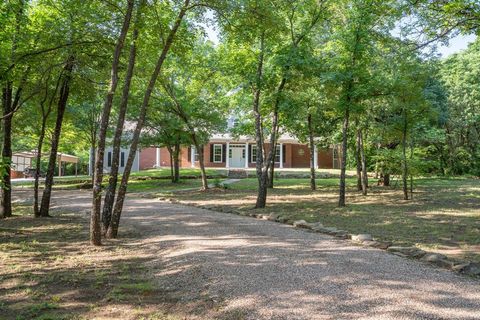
[334,232,349,239]
[266,214,277,221]
[293,220,312,229]
[371,241,391,250]
[462,263,480,276]
[421,253,447,262]
[276,216,288,223]
[421,253,454,269]
[452,263,471,273]
[310,222,324,230]
[352,234,373,242]
[361,240,380,247]
[387,246,426,258]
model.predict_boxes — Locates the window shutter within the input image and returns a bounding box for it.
[283,144,286,164]
[222,144,226,162]
[187,147,191,162]
[107,152,112,167]
[210,144,214,162]
[248,145,252,163]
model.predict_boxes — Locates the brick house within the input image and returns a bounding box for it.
[138,133,341,171]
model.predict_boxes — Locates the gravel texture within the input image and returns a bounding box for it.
[25,190,480,319]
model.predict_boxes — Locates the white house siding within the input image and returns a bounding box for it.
[88,147,140,175]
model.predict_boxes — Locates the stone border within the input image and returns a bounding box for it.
[165,199,480,279]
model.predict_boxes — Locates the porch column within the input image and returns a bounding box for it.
[244,142,249,168]
[58,155,61,177]
[314,145,318,169]
[190,146,195,168]
[279,143,284,169]
[226,142,230,168]
[155,147,161,167]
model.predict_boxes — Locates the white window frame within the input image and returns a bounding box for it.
[275,144,281,163]
[251,145,257,163]
[192,146,199,162]
[213,144,223,163]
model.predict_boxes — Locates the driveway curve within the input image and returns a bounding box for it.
[41,190,480,319]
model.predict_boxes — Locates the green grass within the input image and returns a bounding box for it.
[13,168,227,193]
[171,176,480,263]
[130,168,225,178]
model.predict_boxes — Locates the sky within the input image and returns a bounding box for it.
[203,15,477,59]
[437,34,477,57]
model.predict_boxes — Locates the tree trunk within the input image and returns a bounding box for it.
[167,146,174,182]
[91,0,134,245]
[173,143,180,183]
[1,82,13,218]
[355,129,362,191]
[106,0,190,239]
[267,141,276,188]
[39,55,75,217]
[34,72,59,217]
[358,129,367,196]
[33,118,47,217]
[401,108,409,200]
[308,114,316,191]
[102,4,141,234]
[338,106,350,207]
[192,140,208,190]
[253,31,267,209]
[384,173,390,187]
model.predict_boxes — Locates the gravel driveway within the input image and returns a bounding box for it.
[27,190,480,319]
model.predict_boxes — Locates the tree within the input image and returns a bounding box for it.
[39,55,75,216]
[106,0,192,239]
[91,0,135,245]
[102,0,144,236]
[160,40,227,190]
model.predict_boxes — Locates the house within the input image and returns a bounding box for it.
[138,133,341,171]
[92,117,341,174]
[88,147,140,175]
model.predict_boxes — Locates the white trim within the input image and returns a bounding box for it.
[190,146,195,168]
[279,143,284,169]
[314,145,318,169]
[155,147,160,167]
[226,142,230,168]
[244,142,249,168]
[251,145,257,163]
[274,144,281,163]
[213,144,223,163]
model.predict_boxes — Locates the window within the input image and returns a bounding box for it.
[120,152,125,167]
[107,152,112,167]
[251,145,257,162]
[192,147,199,162]
[213,144,223,163]
[275,144,281,163]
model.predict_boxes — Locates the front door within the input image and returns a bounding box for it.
[229,144,245,168]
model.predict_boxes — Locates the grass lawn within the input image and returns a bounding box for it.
[170,176,480,263]
[13,168,226,193]
[0,206,186,320]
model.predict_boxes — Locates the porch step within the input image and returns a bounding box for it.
[227,169,248,179]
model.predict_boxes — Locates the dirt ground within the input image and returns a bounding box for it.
[2,188,480,320]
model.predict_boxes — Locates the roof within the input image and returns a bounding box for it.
[13,151,79,163]
[209,133,301,144]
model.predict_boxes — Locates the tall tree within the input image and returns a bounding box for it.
[39,55,75,216]
[106,0,191,239]
[91,0,135,245]
[102,0,144,235]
